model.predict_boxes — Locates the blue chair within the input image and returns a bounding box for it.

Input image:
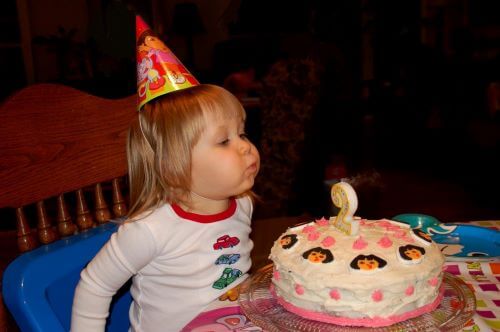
[2,222,132,332]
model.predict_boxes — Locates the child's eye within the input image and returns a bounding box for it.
[239,133,248,140]
[218,138,230,146]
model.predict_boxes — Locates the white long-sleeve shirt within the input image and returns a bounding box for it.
[71,197,253,332]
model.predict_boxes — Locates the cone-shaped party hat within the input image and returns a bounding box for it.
[136,15,199,111]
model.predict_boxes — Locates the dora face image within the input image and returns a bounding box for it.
[405,248,422,260]
[357,257,379,271]
[280,237,291,247]
[308,250,327,263]
[144,35,170,53]
[302,247,334,264]
[419,231,431,241]
[399,245,426,262]
[412,229,432,244]
[280,234,298,249]
[350,254,387,272]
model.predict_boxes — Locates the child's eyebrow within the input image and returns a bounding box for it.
[238,120,246,130]
[211,125,227,136]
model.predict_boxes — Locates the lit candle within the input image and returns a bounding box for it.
[330,182,359,235]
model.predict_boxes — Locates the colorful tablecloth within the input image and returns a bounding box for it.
[184,220,500,332]
[443,220,500,332]
[444,260,499,331]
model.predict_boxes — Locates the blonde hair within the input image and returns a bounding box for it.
[126,84,246,220]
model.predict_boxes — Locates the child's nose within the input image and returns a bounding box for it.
[239,138,252,154]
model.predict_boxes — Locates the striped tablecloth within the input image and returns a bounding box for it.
[184,220,500,332]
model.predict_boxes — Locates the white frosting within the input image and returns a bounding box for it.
[269,218,445,320]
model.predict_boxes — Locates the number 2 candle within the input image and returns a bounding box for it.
[330,182,359,236]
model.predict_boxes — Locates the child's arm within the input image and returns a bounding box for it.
[71,221,157,331]
[71,244,133,330]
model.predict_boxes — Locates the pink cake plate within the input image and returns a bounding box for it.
[239,264,476,332]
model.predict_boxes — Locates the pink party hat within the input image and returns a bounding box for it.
[136,15,199,111]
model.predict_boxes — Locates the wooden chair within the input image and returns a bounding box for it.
[0,83,135,252]
[0,83,136,330]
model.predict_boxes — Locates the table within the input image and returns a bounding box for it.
[183,220,500,332]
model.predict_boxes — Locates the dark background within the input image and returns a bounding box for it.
[1,0,500,221]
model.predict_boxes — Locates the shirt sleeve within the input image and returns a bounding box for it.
[71,221,158,331]
[238,195,254,222]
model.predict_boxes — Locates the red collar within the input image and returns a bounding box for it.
[171,198,236,223]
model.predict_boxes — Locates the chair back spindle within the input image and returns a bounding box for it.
[56,194,77,237]
[75,189,95,231]
[15,207,38,252]
[95,183,112,224]
[112,178,128,218]
[36,201,59,244]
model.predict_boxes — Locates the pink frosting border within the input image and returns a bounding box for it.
[270,284,444,327]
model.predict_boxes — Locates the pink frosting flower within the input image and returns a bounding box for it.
[405,285,415,296]
[308,232,320,241]
[352,236,368,250]
[273,270,281,281]
[372,290,383,302]
[377,235,393,248]
[329,289,341,300]
[321,236,336,247]
[315,217,329,226]
[402,236,415,243]
[295,284,304,295]
[428,277,439,287]
[394,230,407,238]
[376,220,392,228]
[302,225,316,233]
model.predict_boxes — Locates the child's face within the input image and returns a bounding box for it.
[190,111,260,200]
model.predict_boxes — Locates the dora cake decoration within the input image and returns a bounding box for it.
[411,228,433,246]
[398,244,426,264]
[302,247,334,264]
[349,254,388,273]
[279,234,298,250]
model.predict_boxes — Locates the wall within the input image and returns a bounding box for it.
[28,0,89,81]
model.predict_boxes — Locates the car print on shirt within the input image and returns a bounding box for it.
[213,235,240,250]
[212,268,242,289]
[215,254,241,265]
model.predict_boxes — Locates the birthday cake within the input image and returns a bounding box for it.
[269,182,445,327]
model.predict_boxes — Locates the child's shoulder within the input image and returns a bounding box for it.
[122,203,175,231]
[118,203,177,243]
[236,195,253,217]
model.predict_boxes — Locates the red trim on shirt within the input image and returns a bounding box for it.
[171,199,237,223]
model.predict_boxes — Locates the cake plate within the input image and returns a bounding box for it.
[239,264,475,332]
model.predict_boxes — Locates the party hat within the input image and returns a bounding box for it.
[136,15,199,111]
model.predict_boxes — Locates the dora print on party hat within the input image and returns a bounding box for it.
[136,15,199,110]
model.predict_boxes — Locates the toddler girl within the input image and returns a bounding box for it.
[71,84,260,331]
